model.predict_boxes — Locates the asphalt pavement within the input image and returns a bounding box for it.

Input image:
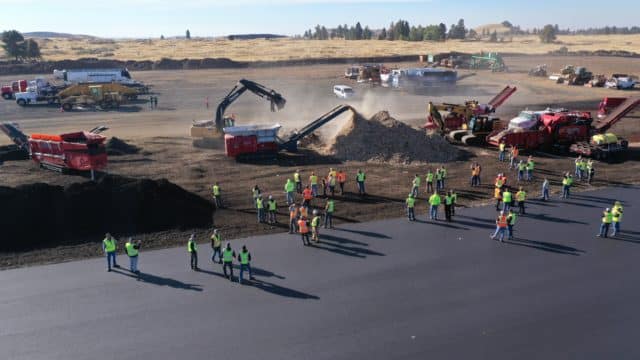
[1,186,638,360]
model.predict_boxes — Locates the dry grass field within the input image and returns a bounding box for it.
[23,34,640,62]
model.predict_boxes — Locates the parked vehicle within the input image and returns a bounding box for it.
[333,85,355,99]
[53,68,149,93]
[1,80,27,100]
[605,74,636,90]
[14,79,63,106]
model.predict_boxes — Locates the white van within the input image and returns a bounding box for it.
[333,85,355,99]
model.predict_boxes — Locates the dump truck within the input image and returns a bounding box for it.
[59,85,125,111]
[191,79,286,147]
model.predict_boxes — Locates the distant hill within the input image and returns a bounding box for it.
[24,32,95,39]
[474,24,512,35]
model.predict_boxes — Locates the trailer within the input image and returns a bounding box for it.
[53,68,148,93]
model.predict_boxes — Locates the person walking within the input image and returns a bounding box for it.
[541,177,550,201]
[256,195,265,223]
[294,169,302,194]
[491,211,508,242]
[188,234,198,270]
[284,178,295,205]
[516,187,527,215]
[498,141,506,162]
[125,237,141,273]
[267,195,277,224]
[288,203,298,234]
[406,193,416,221]
[428,191,441,220]
[337,169,346,195]
[425,169,434,193]
[211,229,222,264]
[212,182,222,208]
[494,186,503,211]
[237,245,254,284]
[612,201,624,236]
[324,197,335,229]
[470,163,480,187]
[526,156,535,181]
[153,95,158,108]
[597,208,613,238]
[444,191,453,222]
[298,216,311,246]
[411,174,421,198]
[302,185,313,207]
[356,169,366,196]
[309,172,319,197]
[502,187,513,212]
[311,210,321,242]
[506,209,517,240]
[222,243,235,281]
[102,233,118,272]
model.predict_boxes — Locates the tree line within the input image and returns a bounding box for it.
[1,30,41,61]
[302,19,472,41]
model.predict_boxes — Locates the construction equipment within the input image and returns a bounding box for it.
[0,122,108,172]
[470,52,507,72]
[598,97,627,118]
[223,105,354,159]
[190,79,286,147]
[424,85,516,145]
[357,64,382,84]
[604,74,636,90]
[14,78,64,106]
[59,85,125,111]
[550,65,593,85]
[587,74,607,88]
[58,83,139,101]
[528,65,548,77]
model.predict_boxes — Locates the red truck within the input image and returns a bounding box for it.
[1,80,27,100]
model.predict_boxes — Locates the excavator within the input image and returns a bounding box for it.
[424,85,516,145]
[190,79,286,147]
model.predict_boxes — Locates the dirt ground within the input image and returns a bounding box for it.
[1,55,639,268]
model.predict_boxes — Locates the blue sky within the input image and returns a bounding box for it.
[1,0,638,38]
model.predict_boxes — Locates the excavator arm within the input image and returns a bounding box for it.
[215,79,286,131]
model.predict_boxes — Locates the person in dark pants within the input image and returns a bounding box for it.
[237,245,255,284]
[444,191,453,222]
[210,229,222,264]
[102,233,118,272]
[188,234,198,270]
[222,243,236,280]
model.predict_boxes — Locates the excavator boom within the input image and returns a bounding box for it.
[215,79,286,130]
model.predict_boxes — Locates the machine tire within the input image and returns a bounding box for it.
[62,103,72,111]
[461,134,479,146]
[2,93,11,100]
[16,98,27,106]
[449,130,469,142]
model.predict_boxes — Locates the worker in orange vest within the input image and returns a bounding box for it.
[491,211,509,242]
[288,203,298,234]
[494,186,502,211]
[298,216,311,246]
[509,146,519,169]
[302,185,313,206]
[337,169,347,195]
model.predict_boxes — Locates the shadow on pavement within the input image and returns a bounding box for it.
[333,227,391,239]
[321,233,369,246]
[557,200,599,209]
[570,194,626,205]
[526,213,589,225]
[608,234,640,244]
[309,236,385,258]
[113,269,203,291]
[414,219,469,230]
[248,279,319,300]
[505,238,584,256]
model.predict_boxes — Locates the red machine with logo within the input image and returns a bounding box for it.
[29,132,108,171]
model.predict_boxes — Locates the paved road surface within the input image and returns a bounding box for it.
[1,186,638,360]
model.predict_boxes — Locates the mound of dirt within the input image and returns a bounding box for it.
[106,137,141,155]
[0,175,214,252]
[0,145,29,162]
[326,111,461,164]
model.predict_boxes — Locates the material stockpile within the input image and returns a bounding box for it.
[0,175,214,251]
[325,111,461,163]
[106,137,141,155]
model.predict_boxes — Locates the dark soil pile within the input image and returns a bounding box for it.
[0,175,214,252]
[0,145,29,162]
[327,111,462,164]
[106,137,141,155]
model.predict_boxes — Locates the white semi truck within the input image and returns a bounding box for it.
[53,68,148,93]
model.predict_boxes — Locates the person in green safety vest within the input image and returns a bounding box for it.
[267,195,278,225]
[516,186,527,215]
[311,209,321,242]
[517,160,526,181]
[587,160,595,184]
[294,169,302,193]
[252,185,261,207]
[425,169,434,193]
[411,174,421,198]
[428,191,441,220]
[237,245,254,284]
[498,141,506,162]
[597,208,613,238]
[324,198,335,229]
[506,209,517,240]
[102,232,119,272]
[356,169,366,196]
[450,190,458,216]
[612,201,624,236]
[502,188,513,212]
[435,168,443,191]
[256,195,265,223]
[309,172,319,197]
[125,237,141,273]
[526,156,535,181]
[211,229,222,264]
[405,193,416,221]
[188,234,198,270]
[212,182,222,208]
[284,178,295,205]
[444,191,453,222]
[222,243,236,280]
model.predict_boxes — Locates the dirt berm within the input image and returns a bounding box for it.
[106,137,141,155]
[0,175,214,252]
[325,111,462,164]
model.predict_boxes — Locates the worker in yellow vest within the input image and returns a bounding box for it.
[444,191,453,222]
[237,245,254,284]
[288,203,298,234]
[526,156,535,181]
[491,211,509,242]
[211,229,222,264]
[324,198,335,229]
[294,169,302,193]
[517,160,526,181]
[252,185,261,207]
[356,169,366,196]
[125,237,140,273]
[267,195,277,224]
[451,189,458,216]
[425,169,434,193]
[597,208,613,238]
[612,201,624,236]
[498,141,506,162]
[256,195,265,223]
[516,187,527,215]
[506,209,517,240]
[406,193,416,221]
[188,234,198,270]
[284,178,295,205]
[311,209,321,242]
[102,232,118,272]
[328,173,337,197]
[298,216,311,246]
[502,188,513,212]
[411,174,421,197]
[428,191,441,220]
[212,182,222,208]
[309,172,319,197]
[222,243,235,281]
[494,186,502,211]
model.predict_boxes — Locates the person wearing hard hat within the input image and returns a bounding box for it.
[288,203,298,234]
[210,229,222,264]
[256,194,265,223]
[597,208,613,238]
[267,195,277,224]
[491,211,508,242]
[298,216,311,246]
[188,234,198,270]
[222,243,235,281]
[237,245,254,284]
[284,178,295,205]
[324,197,335,229]
[311,210,321,242]
[125,237,141,274]
[293,169,302,194]
[612,201,624,236]
[102,233,119,272]
[405,193,416,221]
[428,191,441,220]
[212,182,222,208]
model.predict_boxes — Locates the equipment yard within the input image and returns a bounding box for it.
[1,54,640,267]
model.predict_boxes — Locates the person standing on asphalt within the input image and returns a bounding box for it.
[502,187,513,212]
[561,174,570,199]
[337,169,346,195]
[256,195,265,223]
[102,233,118,272]
[541,177,550,201]
[498,141,506,162]
[411,174,421,198]
[517,160,526,181]
[298,216,311,246]
[516,186,527,215]
[324,197,335,229]
[612,201,624,236]
[428,191,441,220]
[211,229,222,264]
[212,182,222,208]
[237,245,254,284]
[406,193,416,221]
[491,211,508,242]
[294,169,302,194]
[597,208,613,238]
[267,195,277,224]
[587,160,595,184]
[426,169,434,193]
[494,186,503,211]
[125,237,141,273]
[222,243,235,280]
[188,234,198,270]
[444,191,453,222]
[302,185,313,207]
[284,178,295,205]
[506,209,517,240]
[288,203,298,234]
[356,169,366,196]
[450,189,457,216]
[309,172,319,197]
[311,210,321,242]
